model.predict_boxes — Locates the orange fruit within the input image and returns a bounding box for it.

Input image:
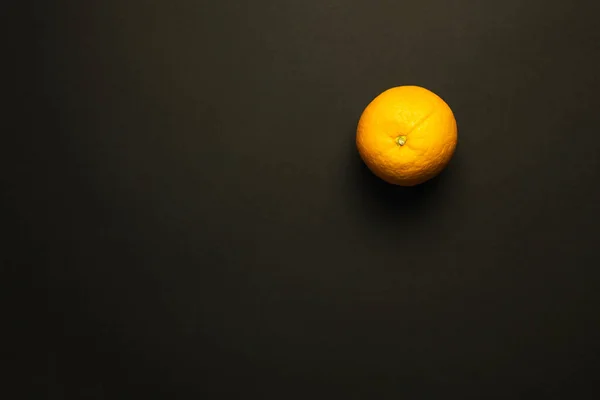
[356,86,457,186]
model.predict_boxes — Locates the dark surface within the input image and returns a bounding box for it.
[6,0,600,398]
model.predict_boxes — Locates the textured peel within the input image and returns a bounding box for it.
[356,86,457,186]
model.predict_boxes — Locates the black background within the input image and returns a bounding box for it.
[6,0,600,398]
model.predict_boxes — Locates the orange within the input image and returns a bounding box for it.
[356,86,457,186]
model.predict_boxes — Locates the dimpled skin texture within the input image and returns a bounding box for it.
[356,86,457,186]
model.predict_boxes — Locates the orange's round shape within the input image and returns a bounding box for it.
[356,86,457,186]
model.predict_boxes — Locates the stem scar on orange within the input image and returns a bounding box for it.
[356,86,457,186]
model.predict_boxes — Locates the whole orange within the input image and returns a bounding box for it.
[356,86,457,186]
